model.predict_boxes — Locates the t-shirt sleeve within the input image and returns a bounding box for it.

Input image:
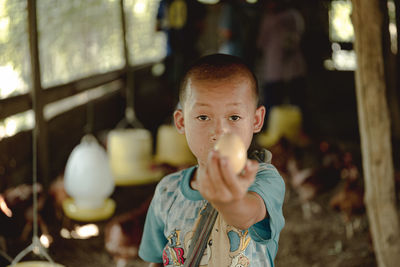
[138,189,167,263]
[248,163,285,244]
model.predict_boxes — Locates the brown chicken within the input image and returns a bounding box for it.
[287,140,342,219]
[0,183,49,241]
[329,152,365,239]
[265,137,293,181]
[48,174,69,221]
[104,196,152,267]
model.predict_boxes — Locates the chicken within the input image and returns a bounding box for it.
[0,194,11,261]
[0,183,49,241]
[265,137,293,181]
[104,195,152,267]
[48,174,69,221]
[287,140,342,219]
[329,152,365,239]
[288,161,342,219]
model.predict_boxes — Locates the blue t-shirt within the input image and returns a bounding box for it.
[139,162,285,267]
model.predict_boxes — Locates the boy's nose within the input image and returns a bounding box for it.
[212,119,229,141]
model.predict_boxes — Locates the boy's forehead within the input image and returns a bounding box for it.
[188,75,251,91]
[184,76,256,103]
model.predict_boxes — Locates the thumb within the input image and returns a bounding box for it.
[239,160,258,182]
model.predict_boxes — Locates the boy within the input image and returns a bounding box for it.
[139,54,285,267]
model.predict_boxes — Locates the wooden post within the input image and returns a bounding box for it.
[27,0,50,186]
[351,1,400,266]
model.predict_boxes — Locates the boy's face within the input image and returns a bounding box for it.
[174,75,265,167]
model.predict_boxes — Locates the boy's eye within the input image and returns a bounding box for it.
[197,115,210,121]
[229,115,241,121]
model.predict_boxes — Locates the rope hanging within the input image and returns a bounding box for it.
[10,123,56,266]
[11,0,59,263]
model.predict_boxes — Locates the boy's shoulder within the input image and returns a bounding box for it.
[155,166,196,195]
[257,162,281,177]
[151,166,199,212]
[155,168,184,191]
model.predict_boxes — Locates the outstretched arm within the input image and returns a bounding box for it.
[148,263,162,267]
[195,151,267,230]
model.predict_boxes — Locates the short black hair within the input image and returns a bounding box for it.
[179,53,260,107]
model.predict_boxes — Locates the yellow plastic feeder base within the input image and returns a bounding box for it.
[114,170,164,186]
[62,198,115,222]
[8,261,64,267]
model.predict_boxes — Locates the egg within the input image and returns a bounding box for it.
[214,133,247,174]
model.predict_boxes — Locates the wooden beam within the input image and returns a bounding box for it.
[43,69,125,104]
[0,70,125,120]
[0,94,31,121]
[0,62,165,120]
[351,1,400,266]
[28,0,50,186]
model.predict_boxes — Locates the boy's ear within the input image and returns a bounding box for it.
[174,109,185,134]
[253,105,266,133]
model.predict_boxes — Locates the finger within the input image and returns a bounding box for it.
[219,158,243,197]
[207,151,232,200]
[238,160,258,186]
[208,150,229,190]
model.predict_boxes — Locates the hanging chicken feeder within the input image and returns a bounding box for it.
[62,135,116,222]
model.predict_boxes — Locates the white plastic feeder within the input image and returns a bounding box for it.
[63,135,115,221]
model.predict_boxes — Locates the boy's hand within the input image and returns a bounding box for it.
[197,150,259,204]
[196,150,266,229]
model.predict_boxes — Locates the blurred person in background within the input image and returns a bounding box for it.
[256,0,307,130]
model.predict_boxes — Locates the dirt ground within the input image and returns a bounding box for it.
[3,178,378,267]
[275,185,376,267]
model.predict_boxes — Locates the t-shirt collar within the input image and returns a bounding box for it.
[180,165,204,201]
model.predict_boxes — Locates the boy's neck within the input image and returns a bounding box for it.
[190,166,201,191]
